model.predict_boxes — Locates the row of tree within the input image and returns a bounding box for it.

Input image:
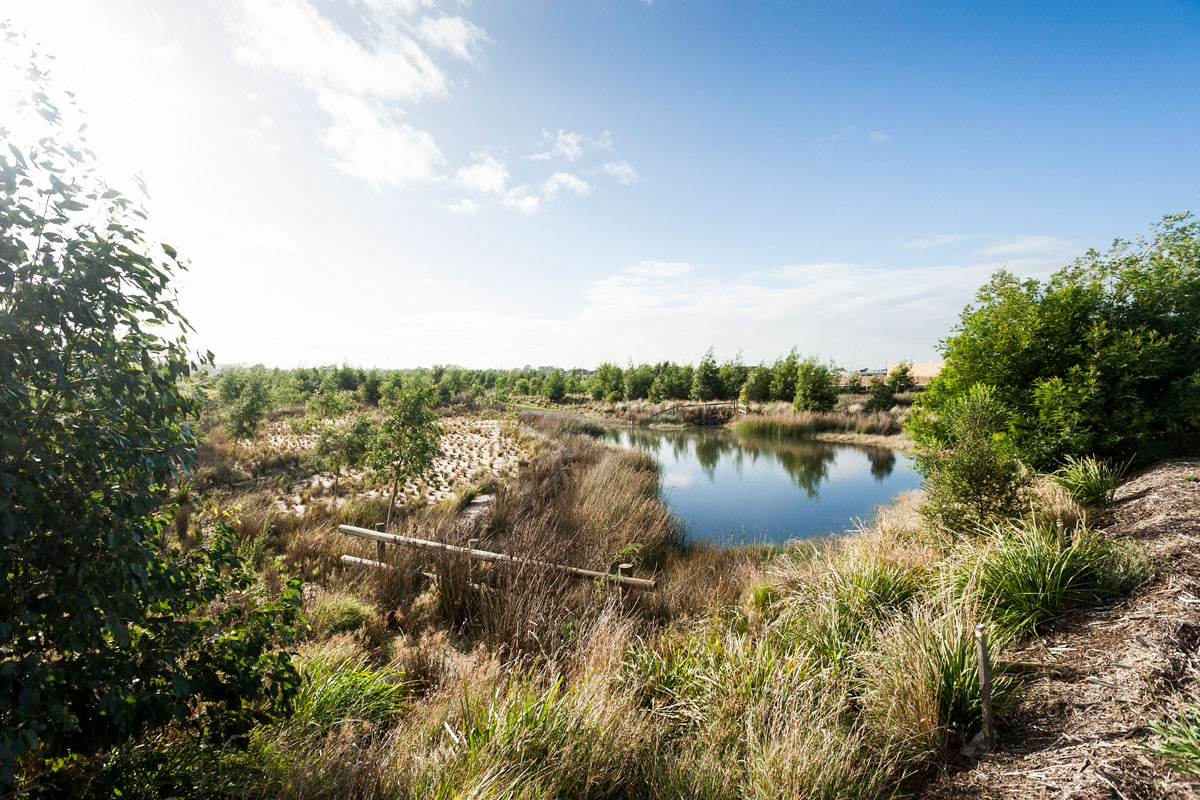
[216,352,918,413]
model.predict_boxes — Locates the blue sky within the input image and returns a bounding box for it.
[3,1,1198,369]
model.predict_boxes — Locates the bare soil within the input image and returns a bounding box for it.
[921,459,1200,799]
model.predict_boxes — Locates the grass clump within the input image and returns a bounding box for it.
[1051,454,1130,506]
[305,589,387,644]
[734,409,902,438]
[291,651,410,730]
[949,521,1149,638]
[1149,704,1200,774]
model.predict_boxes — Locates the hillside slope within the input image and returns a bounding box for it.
[923,459,1200,799]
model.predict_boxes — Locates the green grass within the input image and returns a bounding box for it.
[950,521,1149,638]
[1051,454,1130,506]
[733,409,902,439]
[291,652,410,730]
[1149,704,1200,774]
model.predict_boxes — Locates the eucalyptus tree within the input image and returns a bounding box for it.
[0,46,298,784]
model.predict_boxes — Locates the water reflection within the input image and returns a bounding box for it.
[602,425,920,544]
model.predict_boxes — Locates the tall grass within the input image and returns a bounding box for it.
[733,409,902,438]
[1051,454,1131,506]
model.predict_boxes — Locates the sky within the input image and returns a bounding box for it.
[2,1,1198,370]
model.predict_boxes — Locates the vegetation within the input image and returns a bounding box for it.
[913,213,1200,469]
[368,386,444,528]
[912,384,1029,532]
[1051,454,1130,507]
[0,69,299,784]
[792,357,839,412]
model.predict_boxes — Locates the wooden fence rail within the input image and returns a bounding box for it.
[337,524,658,591]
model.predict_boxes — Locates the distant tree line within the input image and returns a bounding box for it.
[213,350,917,416]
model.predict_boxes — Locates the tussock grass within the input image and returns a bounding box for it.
[1051,454,1131,507]
[948,520,1149,638]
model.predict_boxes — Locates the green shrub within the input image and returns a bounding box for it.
[911,214,1200,468]
[950,522,1148,637]
[911,384,1029,533]
[1051,455,1130,506]
[863,375,895,412]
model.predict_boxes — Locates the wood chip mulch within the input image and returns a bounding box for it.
[920,459,1200,800]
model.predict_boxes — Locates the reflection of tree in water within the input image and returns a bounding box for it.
[734,433,839,498]
[865,447,896,481]
[692,431,737,478]
[623,428,663,454]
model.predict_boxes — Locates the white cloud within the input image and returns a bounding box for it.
[867,130,892,143]
[448,198,478,214]
[455,154,509,194]
[220,0,484,189]
[525,129,612,161]
[626,261,694,279]
[541,172,590,199]
[903,233,969,249]
[600,160,639,184]
[977,235,1081,257]
[418,15,487,62]
[501,186,540,215]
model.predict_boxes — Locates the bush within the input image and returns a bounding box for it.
[863,375,895,413]
[911,384,1029,533]
[912,214,1200,468]
[1051,455,1130,507]
[305,591,386,643]
[793,358,839,412]
[949,521,1149,637]
[0,64,299,783]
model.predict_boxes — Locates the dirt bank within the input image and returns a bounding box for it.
[921,459,1200,799]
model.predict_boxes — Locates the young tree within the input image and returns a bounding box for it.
[0,58,298,783]
[542,369,567,402]
[740,364,773,403]
[369,386,444,528]
[691,348,722,401]
[887,362,916,394]
[911,384,1028,531]
[313,414,374,497]
[769,349,800,402]
[718,351,750,400]
[306,377,350,424]
[863,375,896,412]
[226,373,271,456]
[793,358,839,412]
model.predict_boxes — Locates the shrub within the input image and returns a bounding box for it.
[0,64,299,783]
[949,521,1149,637]
[1051,454,1130,506]
[740,364,773,403]
[912,214,1200,468]
[911,384,1029,532]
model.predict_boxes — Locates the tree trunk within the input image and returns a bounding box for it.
[333,469,339,498]
[385,474,398,530]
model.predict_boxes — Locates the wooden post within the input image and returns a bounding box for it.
[618,563,633,578]
[975,623,994,752]
[1056,518,1066,549]
[374,523,386,563]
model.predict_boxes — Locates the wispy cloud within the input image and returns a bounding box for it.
[541,172,590,199]
[976,235,1082,257]
[501,186,540,215]
[600,160,640,184]
[867,130,892,143]
[448,198,478,214]
[525,129,613,162]
[903,233,969,250]
[220,0,484,190]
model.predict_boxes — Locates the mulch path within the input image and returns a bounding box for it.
[921,459,1200,799]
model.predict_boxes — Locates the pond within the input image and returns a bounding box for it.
[600,426,921,545]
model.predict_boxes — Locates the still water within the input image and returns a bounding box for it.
[602,426,921,545]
